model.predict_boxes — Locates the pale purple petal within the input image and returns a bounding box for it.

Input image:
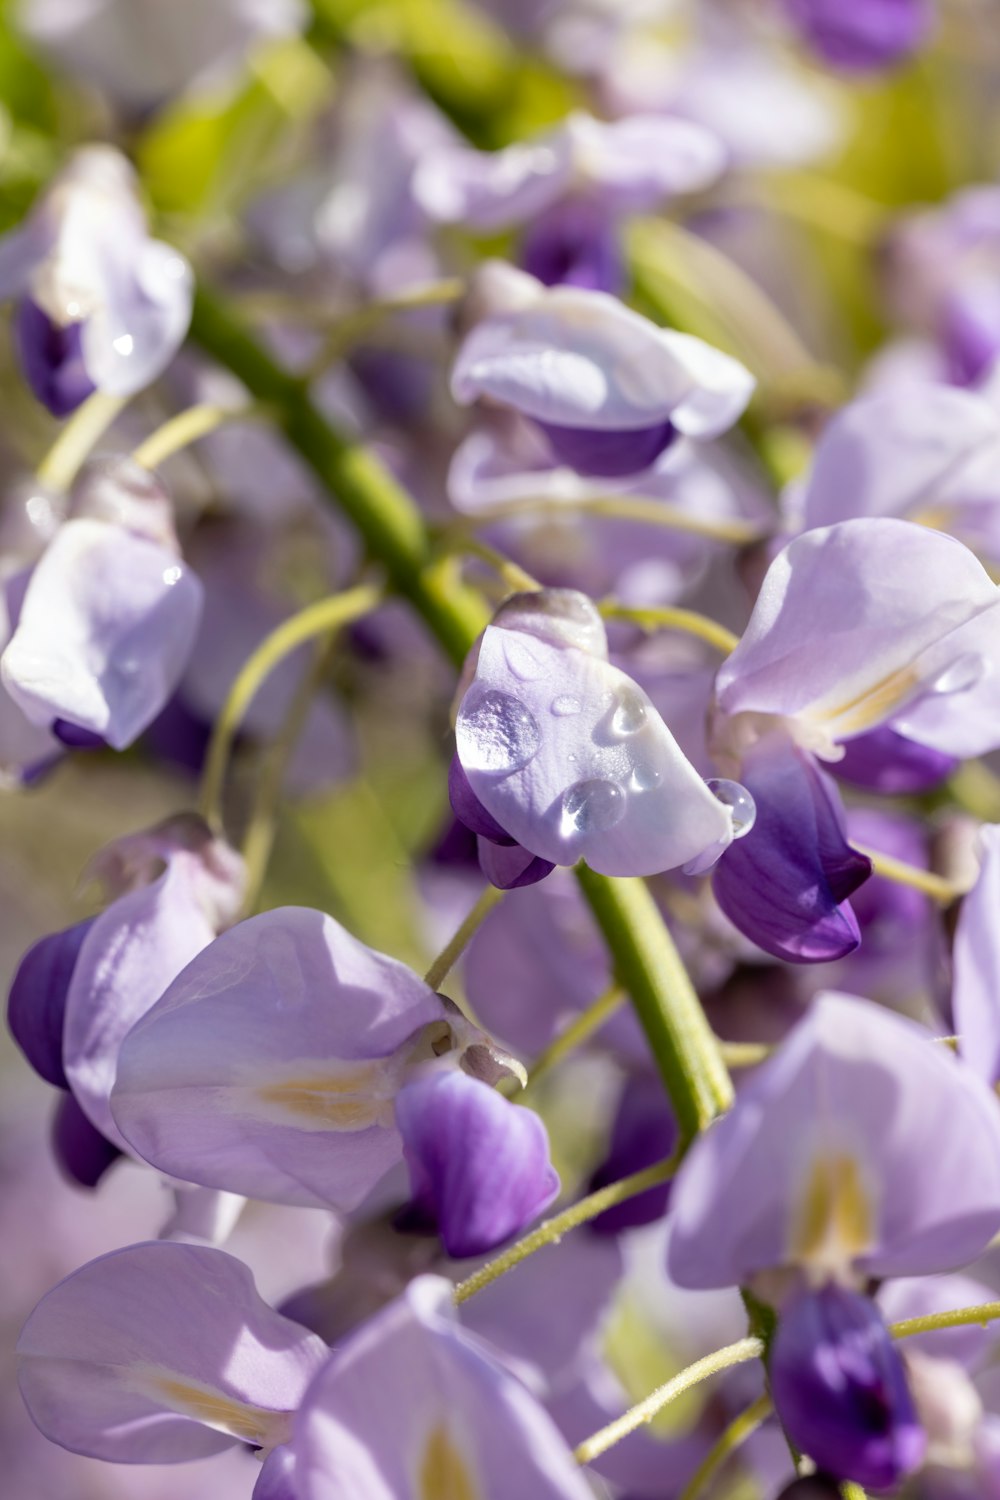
[395,1068,559,1258]
[954,825,1000,1086]
[81,237,193,397]
[1,517,203,749]
[457,619,733,876]
[716,518,1000,751]
[293,1274,594,1499]
[17,1241,327,1463]
[668,993,1000,1289]
[785,0,934,72]
[111,907,449,1211]
[452,281,753,439]
[62,857,217,1149]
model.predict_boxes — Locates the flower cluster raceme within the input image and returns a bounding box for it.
[10,11,1000,1500]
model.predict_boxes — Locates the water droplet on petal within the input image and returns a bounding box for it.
[560,778,626,836]
[503,633,546,681]
[706,778,756,838]
[162,565,182,586]
[630,762,661,792]
[456,689,541,774]
[930,653,986,697]
[611,686,647,736]
[551,694,582,717]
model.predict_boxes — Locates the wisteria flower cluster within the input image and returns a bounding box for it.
[7,3,1000,1500]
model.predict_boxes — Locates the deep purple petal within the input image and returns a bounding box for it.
[832,724,958,794]
[7,918,94,1088]
[50,1092,122,1189]
[14,298,95,417]
[943,281,1000,388]
[785,0,934,72]
[711,738,871,963]
[51,719,107,749]
[771,1286,926,1489]
[587,1075,676,1234]
[253,1446,299,1500]
[521,199,624,294]
[537,417,677,478]
[477,836,556,890]
[395,1069,559,1259]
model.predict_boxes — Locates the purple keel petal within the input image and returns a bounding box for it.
[832,724,957,794]
[711,738,871,963]
[478,836,556,889]
[51,1092,122,1189]
[395,1069,559,1258]
[785,0,934,72]
[537,417,678,478]
[14,298,95,417]
[771,1286,926,1489]
[17,1241,327,1464]
[522,198,624,294]
[7,917,94,1088]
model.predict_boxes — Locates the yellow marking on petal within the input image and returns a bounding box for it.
[792,1152,874,1279]
[256,1064,386,1131]
[807,663,921,739]
[150,1376,289,1447]
[419,1424,481,1500]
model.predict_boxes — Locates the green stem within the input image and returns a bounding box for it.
[453,1153,680,1306]
[424,885,503,992]
[524,984,626,1091]
[678,1393,773,1500]
[574,866,734,1143]
[189,286,488,669]
[599,601,740,656]
[890,1299,1000,1340]
[574,1338,764,1466]
[132,402,246,471]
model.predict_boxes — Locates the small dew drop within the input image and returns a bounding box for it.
[162,565,182,586]
[560,778,627,836]
[930,653,986,697]
[611,686,647,737]
[706,778,756,838]
[112,333,134,357]
[630,762,661,792]
[551,694,582,717]
[503,634,546,681]
[456,689,542,774]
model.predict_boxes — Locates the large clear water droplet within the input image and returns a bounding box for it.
[456,689,541,774]
[560,778,627,836]
[611,686,647,736]
[551,694,582,717]
[930,653,986,697]
[706,778,756,838]
[503,633,546,681]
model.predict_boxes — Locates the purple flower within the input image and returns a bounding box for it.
[668,993,1000,1291]
[784,0,934,72]
[394,1067,559,1257]
[453,589,739,881]
[17,1241,327,1463]
[770,1284,925,1489]
[110,905,545,1242]
[0,147,193,414]
[954,825,1000,1087]
[453,262,754,479]
[292,1274,593,1499]
[711,734,871,963]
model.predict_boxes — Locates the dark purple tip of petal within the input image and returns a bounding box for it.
[50,1091,122,1189]
[7,918,95,1089]
[252,1445,298,1500]
[832,725,958,794]
[19,749,65,787]
[784,0,933,72]
[14,298,96,418]
[521,199,625,295]
[427,815,482,871]
[587,1075,677,1235]
[536,417,678,479]
[775,1481,844,1499]
[395,1068,559,1260]
[144,695,212,777]
[711,743,872,963]
[449,753,515,843]
[51,719,107,750]
[477,836,555,890]
[771,1286,926,1490]
[942,283,1000,389]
